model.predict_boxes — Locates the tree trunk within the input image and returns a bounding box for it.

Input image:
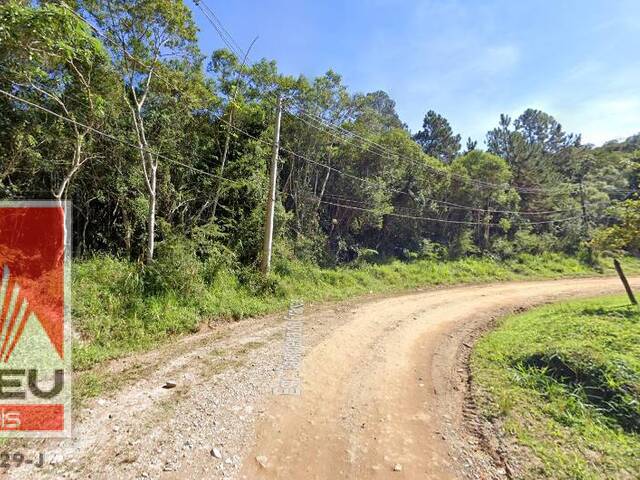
[212,109,234,218]
[146,162,157,264]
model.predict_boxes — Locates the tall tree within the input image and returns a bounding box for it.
[486,109,580,218]
[464,137,478,154]
[450,151,518,249]
[0,1,115,200]
[413,110,461,163]
[80,0,203,262]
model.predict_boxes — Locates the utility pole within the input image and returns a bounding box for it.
[261,95,282,275]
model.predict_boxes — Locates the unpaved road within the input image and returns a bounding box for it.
[7,276,639,480]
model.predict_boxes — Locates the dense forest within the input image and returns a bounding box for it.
[1,0,639,278]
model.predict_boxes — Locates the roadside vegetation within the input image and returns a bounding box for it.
[73,252,640,371]
[1,3,639,373]
[472,296,640,479]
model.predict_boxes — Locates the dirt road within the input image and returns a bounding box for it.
[8,276,639,480]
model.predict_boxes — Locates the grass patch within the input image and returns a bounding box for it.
[472,296,640,479]
[72,253,640,371]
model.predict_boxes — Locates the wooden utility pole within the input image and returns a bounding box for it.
[261,95,282,275]
[614,258,638,305]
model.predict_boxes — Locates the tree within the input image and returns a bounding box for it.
[487,109,580,180]
[0,1,115,200]
[591,200,640,256]
[81,0,203,262]
[450,150,519,249]
[413,110,461,163]
[463,137,478,154]
[486,109,580,222]
[353,90,405,132]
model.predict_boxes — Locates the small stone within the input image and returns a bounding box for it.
[393,464,402,472]
[256,455,268,468]
[211,448,222,459]
[163,462,177,472]
[97,399,107,406]
[163,381,177,389]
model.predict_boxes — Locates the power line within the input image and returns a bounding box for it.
[0,86,241,186]
[286,100,637,197]
[58,1,635,217]
[208,107,588,218]
[193,0,245,58]
[283,110,580,216]
[316,192,604,224]
[120,0,636,202]
[298,195,583,227]
[290,102,569,194]
[171,1,635,202]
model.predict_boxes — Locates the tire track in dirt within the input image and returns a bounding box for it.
[7,276,638,480]
[239,277,639,479]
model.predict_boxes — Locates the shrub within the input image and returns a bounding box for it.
[237,266,284,296]
[191,223,237,284]
[513,230,558,255]
[490,237,516,259]
[352,247,379,266]
[417,239,448,260]
[142,235,205,297]
[449,230,479,259]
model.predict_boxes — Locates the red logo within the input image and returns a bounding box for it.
[0,202,70,437]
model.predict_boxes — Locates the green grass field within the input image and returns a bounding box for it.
[72,252,640,371]
[472,296,640,479]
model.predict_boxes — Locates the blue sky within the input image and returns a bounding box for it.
[188,0,640,146]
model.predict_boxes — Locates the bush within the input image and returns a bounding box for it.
[417,239,448,260]
[449,230,479,259]
[293,233,327,264]
[191,223,237,284]
[490,232,561,260]
[513,230,558,255]
[142,235,205,297]
[237,266,284,296]
[490,237,516,259]
[352,247,379,266]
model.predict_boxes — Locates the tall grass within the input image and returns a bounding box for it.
[73,253,640,370]
[472,296,640,479]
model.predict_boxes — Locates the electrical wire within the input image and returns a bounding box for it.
[193,0,245,59]
[296,194,583,227]
[0,86,241,186]
[53,2,637,218]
